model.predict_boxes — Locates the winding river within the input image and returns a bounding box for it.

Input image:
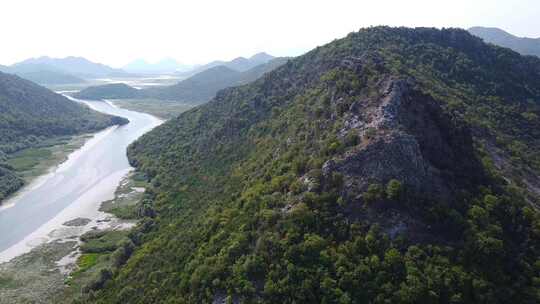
[0,98,162,262]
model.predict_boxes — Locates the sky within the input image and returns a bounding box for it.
[1,0,539,67]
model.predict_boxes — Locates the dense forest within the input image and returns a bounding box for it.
[74,27,540,303]
[74,58,289,104]
[0,72,128,200]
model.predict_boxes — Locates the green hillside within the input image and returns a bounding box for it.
[75,27,540,303]
[74,83,143,100]
[147,65,242,101]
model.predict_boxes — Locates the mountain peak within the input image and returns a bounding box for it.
[249,52,274,62]
[230,56,248,63]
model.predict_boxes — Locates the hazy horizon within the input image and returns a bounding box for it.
[2,0,539,68]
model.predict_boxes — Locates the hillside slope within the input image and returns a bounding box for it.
[81,27,540,303]
[147,65,242,101]
[0,72,128,200]
[151,58,289,101]
[74,83,142,100]
[469,26,540,57]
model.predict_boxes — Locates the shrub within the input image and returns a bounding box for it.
[386,179,403,200]
[364,183,384,204]
[344,132,360,147]
[364,127,377,139]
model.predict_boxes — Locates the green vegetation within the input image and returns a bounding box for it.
[0,71,128,201]
[80,230,130,254]
[61,231,132,303]
[0,241,78,304]
[100,171,149,219]
[70,27,540,303]
[76,254,101,273]
[57,173,148,303]
[1,134,91,191]
[7,148,53,172]
[385,179,403,201]
[6,134,91,182]
[74,83,141,100]
[364,183,384,204]
[112,99,194,120]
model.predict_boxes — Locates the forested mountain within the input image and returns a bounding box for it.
[12,56,132,78]
[74,58,289,103]
[469,26,540,57]
[0,71,128,200]
[82,27,540,303]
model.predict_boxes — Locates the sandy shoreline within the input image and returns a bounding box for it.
[0,168,133,263]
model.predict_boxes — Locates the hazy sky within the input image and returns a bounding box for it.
[1,0,539,67]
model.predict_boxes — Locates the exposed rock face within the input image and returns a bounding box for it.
[333,77,484,204]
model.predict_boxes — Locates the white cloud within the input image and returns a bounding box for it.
[1,0,539,67]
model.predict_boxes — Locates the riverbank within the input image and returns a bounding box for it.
[0,133,93,205]
[0,99,162,258]
[6,134,93,184]
[0,98,162,303]
[0,171,146,303]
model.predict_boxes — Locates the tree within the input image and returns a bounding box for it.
[386,179,403,201]
[364,183,384,204]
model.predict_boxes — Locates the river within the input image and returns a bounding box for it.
[0,98,162,262]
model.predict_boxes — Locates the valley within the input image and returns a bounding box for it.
[0,88,162,302]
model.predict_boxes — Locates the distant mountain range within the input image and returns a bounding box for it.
[0,56,134,85]
[179,52,276,77]
[75,57,289,103]
[1,53,276,86]
[123,52,275,75]
[468,27,540,57]
[13,56,132,78]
